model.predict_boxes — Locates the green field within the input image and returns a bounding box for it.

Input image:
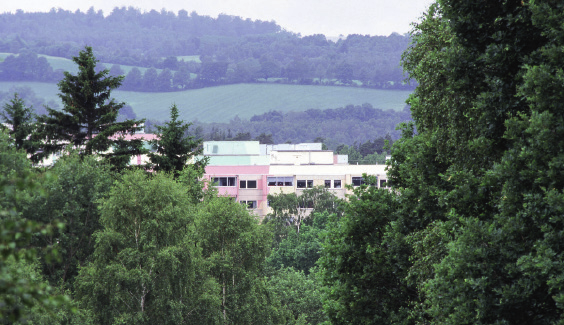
[0,82,411,123]
[0,53,162,75]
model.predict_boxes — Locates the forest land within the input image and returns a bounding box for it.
[0,8,413,151]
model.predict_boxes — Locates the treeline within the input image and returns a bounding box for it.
[0,51,64,82]
[0,7,411,90]
[145,103,412,148]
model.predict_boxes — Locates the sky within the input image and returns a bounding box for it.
[0,0,434,37]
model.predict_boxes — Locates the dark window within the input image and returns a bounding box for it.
[297,180,306,188]
[240,180,258,189]
[213,177,236,187]
[380,179,387,188]
[352,177,364,186]
[334,180,342,188]
[325,180,331,188]
[240,200,257,209]
[307,180,313,188]
[268,177,293,186]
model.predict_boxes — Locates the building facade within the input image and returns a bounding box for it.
[201,141,389,218]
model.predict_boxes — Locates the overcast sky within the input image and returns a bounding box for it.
[0,0,434,37]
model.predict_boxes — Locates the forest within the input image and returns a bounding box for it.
[0,7,410,90]
[2,0,564,324]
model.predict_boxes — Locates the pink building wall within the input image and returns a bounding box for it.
[204,165,271,203]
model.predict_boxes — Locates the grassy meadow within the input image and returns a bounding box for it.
[0,53,163,75]
[0,81,411,123]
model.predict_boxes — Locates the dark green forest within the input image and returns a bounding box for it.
[2,0,564,324]
[0,7,410,90]
[150,103,411,149]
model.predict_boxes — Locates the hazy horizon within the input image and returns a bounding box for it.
[0,0,434,37]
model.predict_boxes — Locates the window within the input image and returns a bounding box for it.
[297,180,314,189]
[353,177,377,187]
[213,177,236,186]
[352,177,364,186]
[240,200,257,209]
[240,180,257,189]
[325,180,331,188]
[268,176,293,186]
[334,180,342,188]
[380,179,387,188]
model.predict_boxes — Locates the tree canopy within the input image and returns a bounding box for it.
[317,0,564,324]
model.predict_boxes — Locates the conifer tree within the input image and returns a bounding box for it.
[32,46,146,165]
[0,93,37,153]
[148,104,206,176]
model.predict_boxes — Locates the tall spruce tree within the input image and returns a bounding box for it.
[148,104,206,176]
[32,46,146,165]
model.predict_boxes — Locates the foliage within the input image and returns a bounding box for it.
[0,51,56,82]
[265,186,341,245]
[195,196,285,324]
[32,46,146,166]
[318,177,411,324]
[177,163,209,205]
[75,170,220,324]
[266,267,327,325]
[149,104,207,176]
[0,131,72,323]
[0,93,38,154]
[24,153,113,289]
[267,211,331,274]
[310,0,564,323]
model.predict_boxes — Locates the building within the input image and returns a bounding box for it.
[200,141,389,218]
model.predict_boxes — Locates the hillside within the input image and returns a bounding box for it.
[0,8,412,90]
[0,82,410,123]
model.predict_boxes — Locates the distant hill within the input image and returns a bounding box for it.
[0,8,412,91]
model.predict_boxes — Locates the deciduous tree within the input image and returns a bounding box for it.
[195,196,284,324]
[75,170,220,324]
